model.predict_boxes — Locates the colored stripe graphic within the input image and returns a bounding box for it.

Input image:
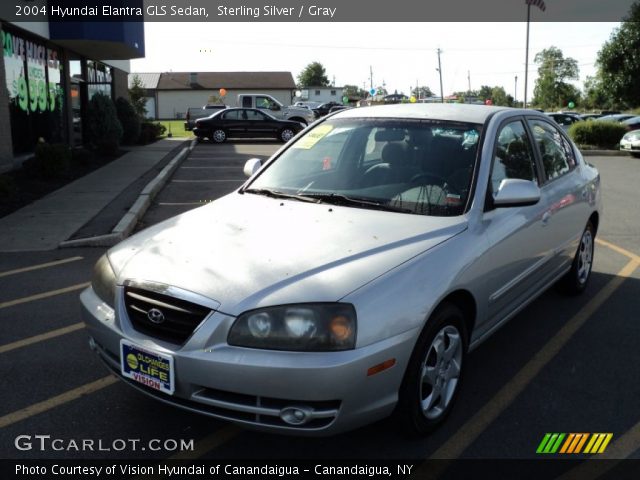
[537,433,613,454]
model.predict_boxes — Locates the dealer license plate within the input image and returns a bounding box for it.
[120,340,174,395]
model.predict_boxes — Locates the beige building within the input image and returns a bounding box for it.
[130,71,297,120]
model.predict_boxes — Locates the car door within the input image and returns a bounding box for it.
[477,118,556,335]
[220,110,244,138]
[526,117,589,272]
[245,109,277,138]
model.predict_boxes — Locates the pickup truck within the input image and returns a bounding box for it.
[184,105,227,131]
[233,94,315,125]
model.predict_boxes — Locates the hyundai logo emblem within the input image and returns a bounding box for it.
[147,308,165,324]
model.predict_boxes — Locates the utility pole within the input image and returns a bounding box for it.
[524,5,531,109]
[514,75,518,104]
[467,70,471,95]
[369,66,373,91]
[437,48,444,103]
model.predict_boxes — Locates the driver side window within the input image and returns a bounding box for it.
[491,121,537,195]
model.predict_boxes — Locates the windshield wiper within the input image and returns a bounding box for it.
[304,193,413,213]
[242,188,319,203]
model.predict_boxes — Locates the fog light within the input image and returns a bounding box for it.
[280,406,313,426]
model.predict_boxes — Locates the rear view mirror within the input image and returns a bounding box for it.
[493,179,540,208]
[243,158,262,178]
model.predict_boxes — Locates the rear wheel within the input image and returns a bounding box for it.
[558,221,595,295]
[211,129,227,143]
[279,128,296,143]
[396,302,467,435]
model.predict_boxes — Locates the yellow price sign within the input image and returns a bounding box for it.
[293,124,333,149]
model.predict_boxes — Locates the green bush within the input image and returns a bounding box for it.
[0,175,17,201]
[71,147,94,165]
[568,120,628,148]
[27,143,72,179]
[85,93,123,155]
[139,122,167,144]
[115,97,141,145]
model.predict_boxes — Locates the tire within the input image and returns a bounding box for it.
[211,129,227,143]
[395,302,468,436]
[279,128,296,143]
[557,221,595,295]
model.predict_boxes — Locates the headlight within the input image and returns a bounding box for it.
[91,254,117,307]
[228,303,357,351]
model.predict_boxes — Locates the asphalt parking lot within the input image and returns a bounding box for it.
[1,144,639,471]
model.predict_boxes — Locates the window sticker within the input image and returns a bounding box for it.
[293,124,334,149]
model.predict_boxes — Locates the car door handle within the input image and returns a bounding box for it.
[541,211,551,225]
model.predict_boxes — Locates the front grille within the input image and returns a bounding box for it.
[124,286,212,344]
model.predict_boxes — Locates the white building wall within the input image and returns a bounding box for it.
[157,89,293,119]
[297,88,343,104]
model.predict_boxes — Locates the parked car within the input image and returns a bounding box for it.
[621,115,640,131]
[184,105,227,131]
[580,113,602,121]
[232,94,316,125]
[82,104,600,436]
[546,112,583,130]
[313,101,343,117]
[193,108,304,143]
[596,114,635,123]
[620,129,640,157]
[328,105,351,114]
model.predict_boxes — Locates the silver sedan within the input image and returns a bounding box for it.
[81,104,601,436]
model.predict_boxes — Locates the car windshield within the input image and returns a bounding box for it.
[247,118,482,216]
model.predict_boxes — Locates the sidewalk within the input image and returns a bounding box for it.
[0,138,190,252]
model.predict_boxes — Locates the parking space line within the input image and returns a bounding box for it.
[596,238,640,263]
[0,282,90,310]
[157,202,204,206]
[0,376,117,429]
[0,323,84,354]
[0,256,83,278]
[414,257,639,468]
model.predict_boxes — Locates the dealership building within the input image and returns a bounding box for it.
[0,19,145,173]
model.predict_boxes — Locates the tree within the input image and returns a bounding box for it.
[297,62,330,87]
[532,46,579,110]
[343,84,366,99]
[582,75,615,111]
[596,1,640,109]
[128,74,147,119]
[86,93,123,155]
[490,86,512,106]
[411,86,434,99]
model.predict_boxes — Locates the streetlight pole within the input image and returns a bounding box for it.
[437,48,444,103]
[515,75,518,105]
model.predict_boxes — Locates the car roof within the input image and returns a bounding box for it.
[622,116,640,124]
[330,103,525,124]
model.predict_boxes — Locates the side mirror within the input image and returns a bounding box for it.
[493,179,540,208]
[243,158,263,178]
[270,104,281,111]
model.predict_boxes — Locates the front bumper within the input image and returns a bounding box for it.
[80,287,417,436]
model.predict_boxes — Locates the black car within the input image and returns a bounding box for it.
[193,108,304,143]
[312,101,343,117]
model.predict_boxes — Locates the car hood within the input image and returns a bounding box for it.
[108,193,467,316]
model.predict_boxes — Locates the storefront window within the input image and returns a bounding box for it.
[87,60,113,99]
[1,26,65,154]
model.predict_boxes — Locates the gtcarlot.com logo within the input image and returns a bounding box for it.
[536,433,613,454]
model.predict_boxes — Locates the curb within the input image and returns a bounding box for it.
[60,138,198,248]
[581,150,627,157]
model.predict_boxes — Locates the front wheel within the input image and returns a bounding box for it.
[396,303,467,436]
[558,220,595,295]
[211,129,227,143]
[279,128,296,143]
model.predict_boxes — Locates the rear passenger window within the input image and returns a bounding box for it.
[491,120,537,194]
[528,119,576,181]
